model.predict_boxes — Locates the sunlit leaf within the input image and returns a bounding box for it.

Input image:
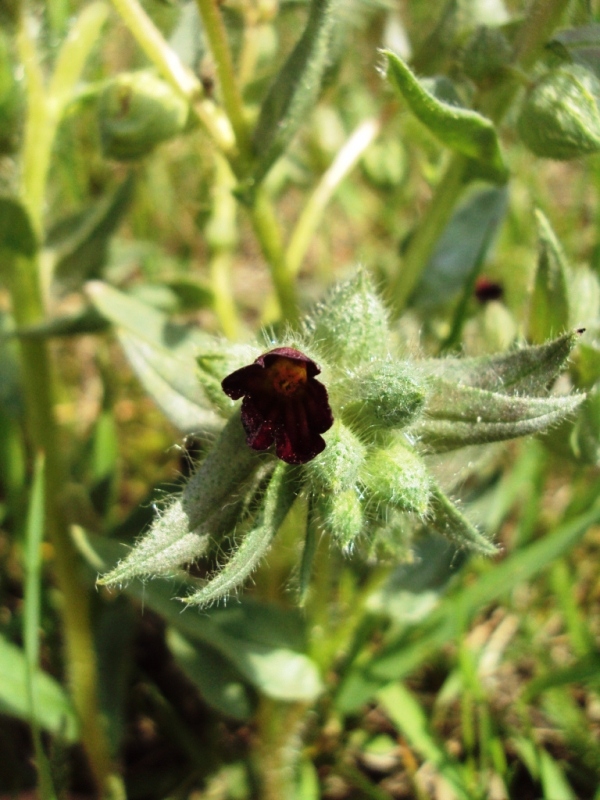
[384,49,507,182]
[0,635,79,742]
[250,0,339,188]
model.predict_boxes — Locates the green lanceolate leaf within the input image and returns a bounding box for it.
[250,0,338,188]
[428,484,497,555]
[99,413,264,585]
[419,331,583,396]
[183,462,301,607]
[0,197,37,257]
[383,49,507,183]
[118,330,221,433]
[411,187,507,310]
[86,280,213,353]
[528,210,571,343]
[48,175,135,294]
[87,281,221,432]
[166,628,254,720]
[413,378,584,452]
[0,635,79,741]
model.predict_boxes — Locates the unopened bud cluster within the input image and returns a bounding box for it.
[98,71,190,161]
[518,64,600,160]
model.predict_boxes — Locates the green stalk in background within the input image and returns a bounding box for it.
[110,0,301,323]
[23,455,58,800]
[12,7,124,797]
[390,0,572,315]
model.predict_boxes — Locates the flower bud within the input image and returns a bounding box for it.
[99,71,189,161]
[305,420,366,494]
[318,489,364,551]
[307,269,391,366]
[360,440,430,516]
[340,361,426,433]
[462,26,511,85]
[517,65,600,160]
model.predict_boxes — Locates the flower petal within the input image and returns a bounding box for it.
[221,347,333,464]
[274,398,327,464]
[222,363,264,400]
[258,347,321,377]
[304,379,334,433]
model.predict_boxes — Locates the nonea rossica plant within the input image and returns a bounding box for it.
[98,270,584,607]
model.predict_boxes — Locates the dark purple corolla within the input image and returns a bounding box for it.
[221,347,334,464]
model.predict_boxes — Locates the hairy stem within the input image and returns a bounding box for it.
[110,0,236,153]
[250,189,301,324]
[194,0,252,163]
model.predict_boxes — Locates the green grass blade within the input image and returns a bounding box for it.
[377,683,473,800]
[23,453,58,800]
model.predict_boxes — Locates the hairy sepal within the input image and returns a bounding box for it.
[414,379,584,452]
[99,413,263,586]
[418,331,582,396]
[183,463,302,607]
[306,268,391,367]
[340,360,427,433]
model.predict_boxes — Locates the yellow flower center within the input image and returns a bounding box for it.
[266,357,307,396]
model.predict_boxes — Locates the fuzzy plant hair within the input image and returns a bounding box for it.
[98,269,584,607]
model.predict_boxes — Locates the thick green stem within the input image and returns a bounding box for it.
[206,155,240,339]
[110,0,235,153]
[390,0,571,318]
[194,0,252,163]
[255,699,308,800]
[14,11,123,796]
[390,155,466,314]
[17,19,57,238]
[11,258,121,799]
[250,189,300,324]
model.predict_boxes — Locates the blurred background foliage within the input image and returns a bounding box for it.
[1,0,600,798]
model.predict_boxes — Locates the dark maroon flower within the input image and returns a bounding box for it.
[221,347,334,464]
[474,277,503,304]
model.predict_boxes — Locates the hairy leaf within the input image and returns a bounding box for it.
[428,485,497,555]
[418,331,582,396]
[183,463,301,607]
[0,635,79,741]
[99,414,263,584]
[384,49,507,182]
[250,0,339,188]
[529,210,570,343]
[414,379,584,451]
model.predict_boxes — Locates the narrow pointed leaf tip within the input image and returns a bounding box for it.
[383,49,507,182]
